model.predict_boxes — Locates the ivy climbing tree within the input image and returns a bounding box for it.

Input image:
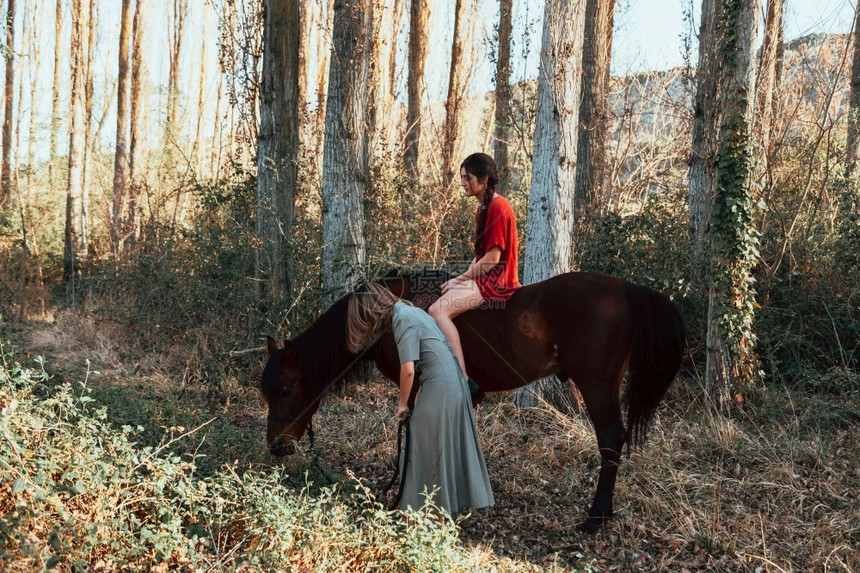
[704,0,763,410]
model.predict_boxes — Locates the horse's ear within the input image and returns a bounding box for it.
[266,335,278,355]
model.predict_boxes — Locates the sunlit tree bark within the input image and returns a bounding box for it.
[846,4,860,183]
[25,0,38,188]
[49,0,62,185]
[404,0,429,178]
[255,0,300,315]
[80,0,96,262]
[313,0,334,176]
[321,0,371,306]
[368,0,403,166]
[64,0,88,281]
[1,0,17,206]
[705,0,762,410]
[755,0,783,187]
[493,0,513,191]
[128,0,147,247]
[689,0,719,285]
[514,0,586,409]
[441,0,475,190]
[574,0,614,219]
[112,0,133,258]
[167,0,188,144]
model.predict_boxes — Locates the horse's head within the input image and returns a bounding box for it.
[260,336,319,456]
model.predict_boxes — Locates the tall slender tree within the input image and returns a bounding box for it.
[846,3,860,184]
[64,0,88,281]
[368,0,401,167]
[255,0,300,316]
[493,0,513,191]
[574,0,614,220]
[166,0,188,143]
[25,0,38,189]
[440,0,474,190]
[689,0,719,285]
[80,0,96,262]
[111,0,133,258]
[404,0,429,178]
[514,0,586,408]
[755,0,783,187]
[313,0,335,175]
[704,0,763,409]
[1,0,17,206]
[50,0,62,184]
[128,0,147,247]
[192,7,210,172]
[321,0,371,306]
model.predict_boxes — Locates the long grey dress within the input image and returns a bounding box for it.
[392,301,494,514]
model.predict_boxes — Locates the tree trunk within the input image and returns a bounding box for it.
[128,0,147,247]
[493,0,513,192]
[514,0,586,409]
[846,4,860,183]
[688,0,719,286]
[192,5,210,173]
[388,0,404,101]
[440,0,473,190]
[80,0,96,263]
[167,0,187,144]
[25,0,38,189]
[404,0,429,178]
[705,0,762,410]
[1,0,17,207]
[313,0,335,178]
[755,0,783,186]
[256,0,300,317]
[64,0,87,281]
[23,0,43,312]
[112,0,133,259]
[574,0,614,220]
[321,0,371,307]
[211,67,223,178]
[367,0,399,168]
[50,0,62,185]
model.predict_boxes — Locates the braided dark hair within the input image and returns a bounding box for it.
[461,153,499,255]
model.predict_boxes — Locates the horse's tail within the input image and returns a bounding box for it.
[623,282,686,448]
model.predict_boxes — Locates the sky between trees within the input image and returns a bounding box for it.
[4,0,855,165]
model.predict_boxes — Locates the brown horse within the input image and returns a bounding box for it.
[260,270,685,533]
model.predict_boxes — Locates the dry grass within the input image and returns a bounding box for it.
[12,311,860,572]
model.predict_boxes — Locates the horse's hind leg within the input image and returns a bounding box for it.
[575,377,627,533]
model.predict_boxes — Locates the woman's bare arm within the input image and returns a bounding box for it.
[397,361,416,419]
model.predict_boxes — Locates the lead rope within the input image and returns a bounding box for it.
[380,414,411,510]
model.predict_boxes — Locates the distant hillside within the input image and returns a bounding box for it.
[410,32,850,187]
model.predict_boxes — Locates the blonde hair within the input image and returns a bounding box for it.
[346,283,410,352]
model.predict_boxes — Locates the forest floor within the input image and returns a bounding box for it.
[9,307,860,572]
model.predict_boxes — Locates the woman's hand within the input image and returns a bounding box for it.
[441,276,464,294]
[395,403,410,421]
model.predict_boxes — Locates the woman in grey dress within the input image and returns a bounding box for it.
[346,282,494,515]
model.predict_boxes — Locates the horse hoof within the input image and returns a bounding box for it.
[579,516,604,533]
[579,509,612,533]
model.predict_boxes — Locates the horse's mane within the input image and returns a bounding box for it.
[265,267,447,398]
[291,294,372,396]
[289,268,416,396]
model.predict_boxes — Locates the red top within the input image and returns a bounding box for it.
[474,195,522,302]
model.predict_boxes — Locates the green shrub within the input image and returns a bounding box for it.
[0,343,542,572]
